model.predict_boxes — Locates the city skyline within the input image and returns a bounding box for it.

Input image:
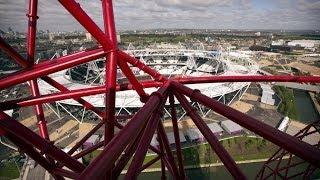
[0,0,320,32]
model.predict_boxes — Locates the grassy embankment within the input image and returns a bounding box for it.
[273,86,298,120]
[0,161,19,179]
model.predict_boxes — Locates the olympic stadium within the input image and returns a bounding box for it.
[38,47,259,123]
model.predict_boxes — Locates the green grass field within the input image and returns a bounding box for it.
[0,161,20,179]
[83,136,278,170]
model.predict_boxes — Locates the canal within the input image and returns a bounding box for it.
[293,89,320,123]
[124,157,320,179]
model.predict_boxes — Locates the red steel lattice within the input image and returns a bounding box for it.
[0,0,320,179]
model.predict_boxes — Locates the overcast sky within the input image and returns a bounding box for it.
[0,0,320,32]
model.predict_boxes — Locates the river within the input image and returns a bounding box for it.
[293,89,320,124]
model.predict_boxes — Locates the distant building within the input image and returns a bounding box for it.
[166,132,186,145]
[49,33,55,41]
[151,135,158,146]
[249,45,269,51]
[260,83,276,105]
[85,32,92,41]
[272,39,285,46]
[255,32,261,36]
[117,34,121,43]
[185,128,203,142]
[83,134,99,148]
[270,45,292,52]
[221,120,243,134]
[278,116,289,132]
[287,40,320,49]
[207,123,224,137]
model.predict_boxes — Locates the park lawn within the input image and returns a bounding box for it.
[0,161,19,179]
[82,136,278,170]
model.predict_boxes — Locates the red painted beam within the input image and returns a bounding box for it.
[171,81,320,168]
[0,48,106,89]
[52,168,79,179]
[157,121,180,179]
[6,133,64,179]
[41,76,105,118]
[102,0,117,153]
[72,141,104,159]
[169,93,186,179]
[0,37,28,67]
[58,0,112,50]
[174,91,246,179]
[0,112,85,173]
[0,39,106,119]
[117,59,149,101]
[173,75,320,84]
[118,51,167,82]
[78,84,170,179]
[67,121,104,155]
[139,156,161,173]
[124,97,166,179]
[2,74,319,111]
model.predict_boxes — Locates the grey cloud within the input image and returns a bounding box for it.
[0,0,319,32]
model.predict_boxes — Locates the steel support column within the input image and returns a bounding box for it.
[169,93,186,179]
[125,96,166,179]
[171,81,320,168]
[78,84,169,179]
[173,90,246,179]
[0,112,85,173]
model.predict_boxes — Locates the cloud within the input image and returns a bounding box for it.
[0,0,319,32]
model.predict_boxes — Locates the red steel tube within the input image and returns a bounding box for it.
[0,38,106,119]
[101,2,118,177]
[158,132,167,180]
[118,51,167,82]
[124,99,166,179]
[0,48,106,89]
[173,75,320,84]
[157,122,180,179]
[67,121,104,155]
[0,37,28,67]
[112,128,145,178]
[78,84,169,179]
[173,91,246,179]
[72,141,104,159]
[169,93,186,179]
[41,76,105,117]
[0,112,85,173]
[25,0,50,140]
[52,168,79,179]
[139,156,161,173]
[117,59,148,101]
[0,81,163,110]
[6,134,55,174]
[2,74,319,111]
[26,0,38,63]
[171,81,320,168]
[58,0,112,50]
[29,79,49,139]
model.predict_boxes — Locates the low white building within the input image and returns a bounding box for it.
[221,120,243,134]
[185,128,203,142]
[166,132,186,145]
[260,83,276,105]
[288,40,320,49]
[84,134,100,148]
[207,123,224,136]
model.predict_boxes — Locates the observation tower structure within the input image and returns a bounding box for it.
[0,0,319,179]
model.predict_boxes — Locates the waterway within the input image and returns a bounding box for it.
[126,157,320,179]
[293,89,320,124]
